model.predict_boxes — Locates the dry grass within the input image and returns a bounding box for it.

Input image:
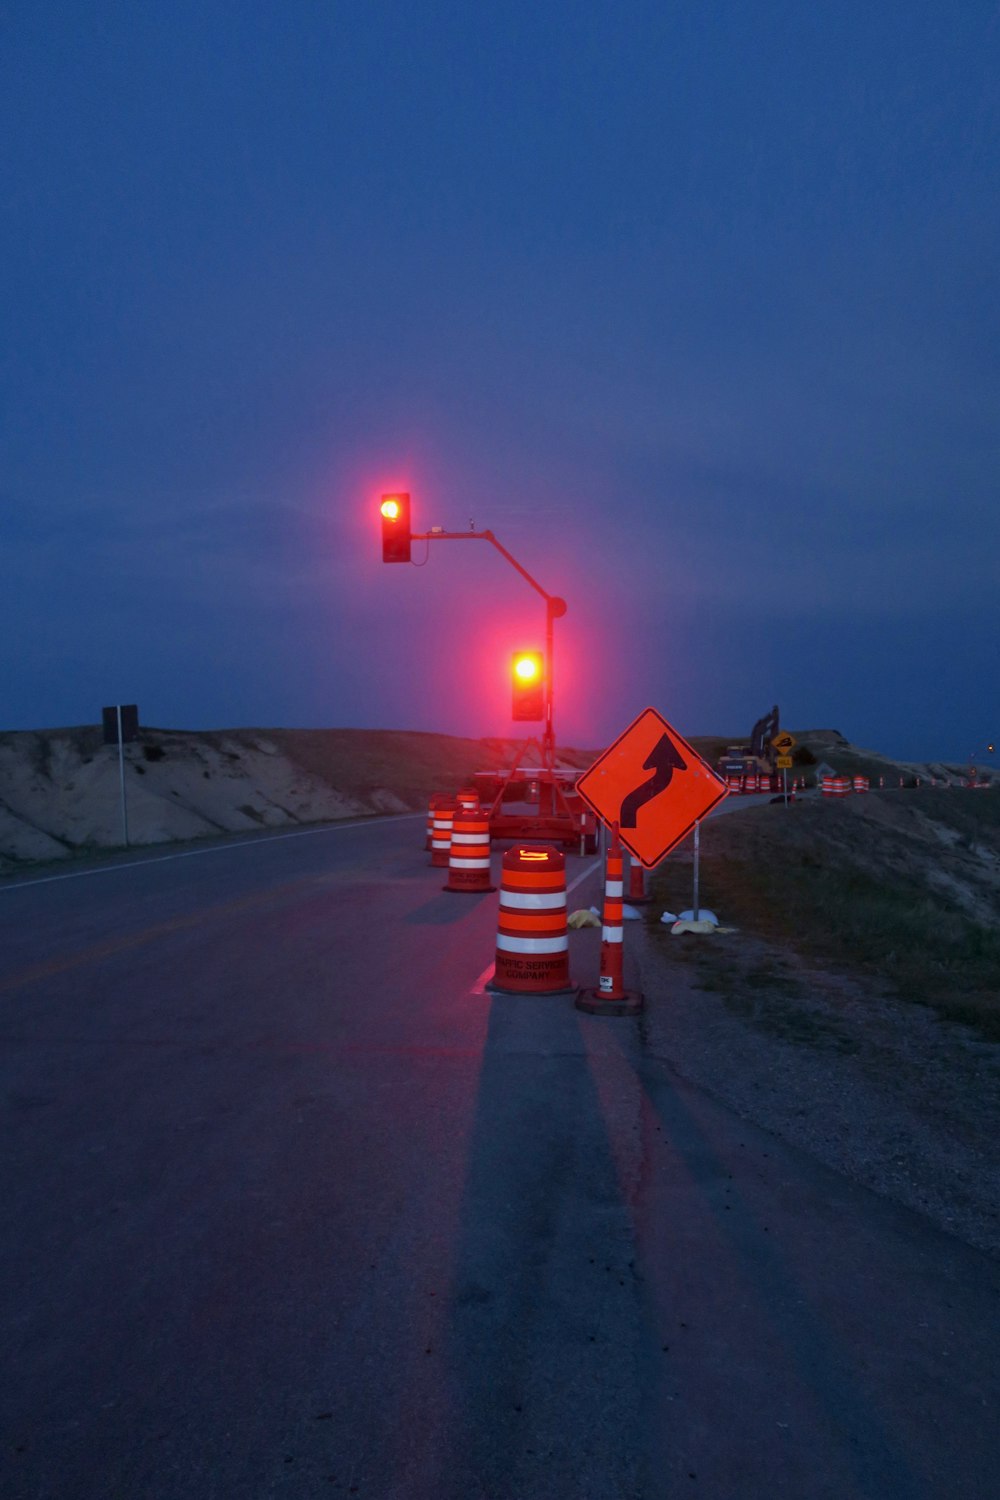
[649,789,1000,1041]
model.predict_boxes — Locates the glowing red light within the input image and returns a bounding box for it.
[514,654,540,681]
[381,497,401,520]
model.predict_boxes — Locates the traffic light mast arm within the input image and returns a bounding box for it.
[410,529,552,603]
[411,528,566,769]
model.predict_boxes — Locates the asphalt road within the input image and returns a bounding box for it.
[1,814,997,1499]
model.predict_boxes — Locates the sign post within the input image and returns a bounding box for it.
[772,734,797,806]
[692,822,700,922]
[102,704,139,848]
[573,710,727,1004]
[116,705,128,847]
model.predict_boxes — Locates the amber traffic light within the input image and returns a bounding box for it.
[380,492,411,563]
[512,651,544,721]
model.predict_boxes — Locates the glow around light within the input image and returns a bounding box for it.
[380,497,401,520]
[514,654,541,681]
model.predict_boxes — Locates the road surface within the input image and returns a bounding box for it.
[1,814,997,1498]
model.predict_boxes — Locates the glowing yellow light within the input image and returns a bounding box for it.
[514,655,540,681]
[519,850,550,861]
[380,497,400,520]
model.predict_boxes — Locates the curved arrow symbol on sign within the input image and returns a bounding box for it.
[620,734,687,828]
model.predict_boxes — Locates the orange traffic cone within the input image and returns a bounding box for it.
[625,854,651,905]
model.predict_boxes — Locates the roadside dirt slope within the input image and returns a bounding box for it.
[0,725,596,874]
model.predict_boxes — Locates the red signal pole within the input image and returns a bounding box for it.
[410,527,567,774]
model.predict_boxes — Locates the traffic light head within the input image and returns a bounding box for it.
[380,492,411,562]
[511,651,544,720]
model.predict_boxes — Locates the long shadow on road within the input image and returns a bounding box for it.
[429,984,993,1499]
[439,991,648,1499]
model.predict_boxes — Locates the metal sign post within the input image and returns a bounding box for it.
[115,705,129,848]
[692,822,700,922]
[102,703,138,848]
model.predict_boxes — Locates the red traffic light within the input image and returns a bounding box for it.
[512,651,544,721]
[380,492,411,563]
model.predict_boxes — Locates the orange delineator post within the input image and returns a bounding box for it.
[626,855,650,905]
[577,825,643,1016]
[487,844,575,995]
[599,842,625,999]
[444,803,495,893]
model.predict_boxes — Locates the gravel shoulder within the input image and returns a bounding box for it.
[633,909,1000,1261]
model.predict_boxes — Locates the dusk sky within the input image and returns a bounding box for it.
[3,1,998,762]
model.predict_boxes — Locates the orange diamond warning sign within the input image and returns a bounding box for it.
[575,708,728,869]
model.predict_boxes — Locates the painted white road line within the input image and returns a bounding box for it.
[469,962,495,995]
[0,814,426,893]
[566,857,603,895]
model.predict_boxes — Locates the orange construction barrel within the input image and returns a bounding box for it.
[426,792,447,851]
[444,804,495,893]
[487,844,575,996]
[430,799,456,867]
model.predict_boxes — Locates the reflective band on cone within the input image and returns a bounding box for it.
[430,800,456,867]
[577,835,642,1016]
[456,786,480,815]
[487,844,575,995]
[444,804,495,893]
[853,775,869,793]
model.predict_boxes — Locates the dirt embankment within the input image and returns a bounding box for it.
[0,725,596,875]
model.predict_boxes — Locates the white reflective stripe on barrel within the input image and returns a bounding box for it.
[451,832,487,844]
[602,925,624,942]
[605,880,623,897]
[496,933,568,955]
[499,890,566,910]
[450,857,491,869]
[433,818,452,829]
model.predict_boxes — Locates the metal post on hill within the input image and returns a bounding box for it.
[102,703,139,848]
[116,706,128,846]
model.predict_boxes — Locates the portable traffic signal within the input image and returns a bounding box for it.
[380,493,411,563]
[512,651,544,721]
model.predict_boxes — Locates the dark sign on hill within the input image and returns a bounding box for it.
[102,704,139,745]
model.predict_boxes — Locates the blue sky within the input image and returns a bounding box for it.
[2,1,998,761]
